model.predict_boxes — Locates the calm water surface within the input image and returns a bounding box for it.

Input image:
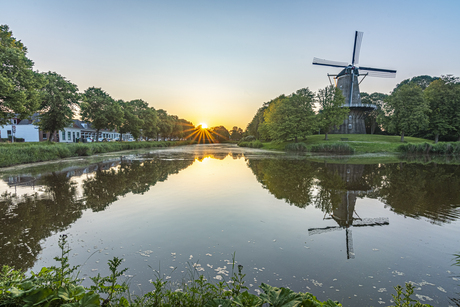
[1,144,460,306]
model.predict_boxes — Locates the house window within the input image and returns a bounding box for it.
[7,130,11,135]
[43,133,47,139]
[77,132,80,138]
[68,131,71,139]
[62,131,66,140]
[348,124,352,130]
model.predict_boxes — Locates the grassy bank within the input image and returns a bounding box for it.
[260,134,432,154]
[0,140,196,168]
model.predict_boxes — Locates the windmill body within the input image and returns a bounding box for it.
[313,31,396,134]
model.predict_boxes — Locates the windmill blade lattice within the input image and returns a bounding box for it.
[359,66,397,78]
[312,57,348,68]
[352,31,364,65]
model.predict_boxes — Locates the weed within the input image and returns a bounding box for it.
[285,142,307,152]
[389,282,432,307]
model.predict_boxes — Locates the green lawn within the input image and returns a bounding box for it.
[261,134,432,154]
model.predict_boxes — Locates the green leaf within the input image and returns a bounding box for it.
[203,298,233,307]
[259,283,302,307]
[62,291,101,307]
[22,287,55,306]
[58,285,86,301]
[233,291,264,307]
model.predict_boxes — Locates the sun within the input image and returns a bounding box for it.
[198,123,208,129]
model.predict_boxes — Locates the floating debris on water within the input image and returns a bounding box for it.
[378,288,387,293]
[206,253,212,256]
[415,294,433,302]
[437,286,446,293]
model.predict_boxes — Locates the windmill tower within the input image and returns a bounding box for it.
[313,31,397,134]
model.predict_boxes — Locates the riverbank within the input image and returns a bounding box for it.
[0,140,196,168]
[260,134,433,153]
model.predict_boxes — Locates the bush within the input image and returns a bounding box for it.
[398,142,460,155]
[285,142,308,152]
[310,143,355,154]
[239,135,256,142]
[238,140,263,148]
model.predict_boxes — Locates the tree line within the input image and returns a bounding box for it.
[245,75,460,143]
[362,75,460,142]
[245,86,348,141]
[1,25,244,142]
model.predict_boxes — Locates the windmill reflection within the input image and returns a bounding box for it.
[309,163,389,259]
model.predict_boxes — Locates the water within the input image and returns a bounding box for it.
[1,144,459,306]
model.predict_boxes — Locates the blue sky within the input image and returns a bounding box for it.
[1,0,459,129]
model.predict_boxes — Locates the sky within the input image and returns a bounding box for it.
[1,0,460,129]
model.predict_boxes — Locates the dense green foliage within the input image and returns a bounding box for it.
[0,25,44,125]
[383,84,430,142]
[80,87,124,141]
[316,86,349,140]
[38,72,80,140]
[285,142,307,152]
[261,88,316,142]
[237,139,263,148]
[397,142,460,155]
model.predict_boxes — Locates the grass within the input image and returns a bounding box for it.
[260,134,432,154]
[0,140,197,168]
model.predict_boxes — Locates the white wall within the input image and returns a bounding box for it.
[60,128,82,143]
[0,124,39,142]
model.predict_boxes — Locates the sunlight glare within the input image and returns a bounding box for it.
[199,123,208,129]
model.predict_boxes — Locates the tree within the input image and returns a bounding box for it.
[424,76,459,143]
[80,87,123,141]
[262,88,317,142]
[156,109,173,140]
[37,72,79,141]
[0,25,44,125]
[361,92,388,134]
[316,86,349,140]
[230,126,243,141]
[118,100,143,140]
[394,75,439,91]
[210,126,230,142]
[385,83,429,142]
[139,107,158,141]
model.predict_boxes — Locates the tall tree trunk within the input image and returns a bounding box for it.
[96,129,100,142]
[295,136,298,143]
[400,131,405,142]
[324,132,329,140]
[458,135,460,142]
[434,134,439,144]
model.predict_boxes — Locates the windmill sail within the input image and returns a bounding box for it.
[312,57,348,68]
[351,31,363,65]
[359,66,396,78]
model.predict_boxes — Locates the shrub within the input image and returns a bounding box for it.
[238,140,263,148]
[239,135,256,142]
[285,142,308,152]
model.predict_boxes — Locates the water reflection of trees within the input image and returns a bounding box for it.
[0,157,193,271]
[247,159,460,224]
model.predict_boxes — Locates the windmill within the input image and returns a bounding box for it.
[308,164,389,259]
[312,31,397,134]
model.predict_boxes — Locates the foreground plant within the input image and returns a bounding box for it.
[0,236,438,307]
[389,283,432,307]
